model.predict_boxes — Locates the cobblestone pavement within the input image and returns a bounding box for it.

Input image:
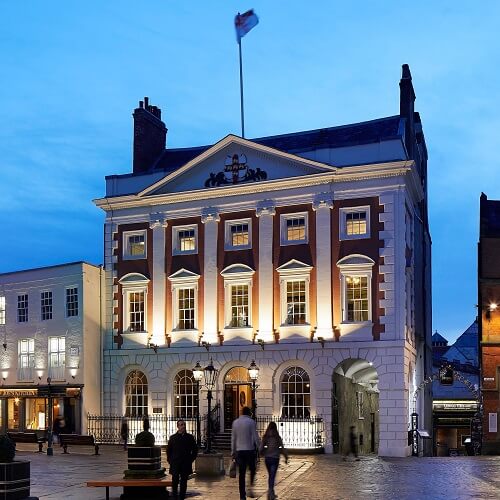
[15,445,500,499]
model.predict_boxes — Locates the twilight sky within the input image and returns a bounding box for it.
[1,1,499,343]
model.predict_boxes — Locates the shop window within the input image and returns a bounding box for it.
[41,291,53,321]
[174,369,198,418]
[125,370,148,417]
[26,398,47,430]
[66,287,79,317]
[281,366,311,418]
[17,294,28,323]
[8,398,20,430]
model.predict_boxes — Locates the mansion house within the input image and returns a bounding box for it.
[94,65,432,457]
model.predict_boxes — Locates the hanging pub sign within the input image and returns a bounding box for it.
[439,366,454,385]
[204,153,267,187]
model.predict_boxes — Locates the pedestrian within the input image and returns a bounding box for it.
[345,425,360,461]
[120,418,129,450]
[166,419,198,500]
[231,406,260,500]
[260,421,288,500]
[52,416,61,444]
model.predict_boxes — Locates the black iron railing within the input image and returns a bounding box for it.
[87,414,198,446]
[256,416,325,449]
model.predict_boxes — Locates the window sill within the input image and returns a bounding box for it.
[171,328,198,334]
[339,234,370,241]
[172,250,198,256]
[122,255,147,261]
[280,239,308,246]
[222,326,253,335]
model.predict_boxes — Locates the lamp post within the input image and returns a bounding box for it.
[202,359,218,453]
[46,377,53,456]
[248,360,260,419]
[192,361,203,447]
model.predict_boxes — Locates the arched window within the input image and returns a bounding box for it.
[281,367,311,418]
[174,370,198,418]
[125,370,148,417]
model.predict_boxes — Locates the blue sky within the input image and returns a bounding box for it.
[1,1,499,342]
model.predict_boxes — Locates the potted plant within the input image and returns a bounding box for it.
[0,434,34,499]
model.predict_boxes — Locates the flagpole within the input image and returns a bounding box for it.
[238,38,245,138]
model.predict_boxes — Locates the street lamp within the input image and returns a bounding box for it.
[46,377,53,456]
[248,360,260,418]
[192,361,203,447]
[202,359,218,453]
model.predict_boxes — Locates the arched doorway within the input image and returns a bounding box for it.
[224,367,252,430]
[332,359,379,455]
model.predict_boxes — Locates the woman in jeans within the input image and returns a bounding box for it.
[260,422,289,500]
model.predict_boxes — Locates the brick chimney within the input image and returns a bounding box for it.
[133,97,167,174]
[399,64,416,159]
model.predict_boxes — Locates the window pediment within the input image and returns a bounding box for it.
[118,273,150,286]
[276,259,313,275]
[220,264,255,279]
[336,254,375,268]
[168,268,201,283]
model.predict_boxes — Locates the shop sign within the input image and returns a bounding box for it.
[433,402,477,411]
[0,389,38,397]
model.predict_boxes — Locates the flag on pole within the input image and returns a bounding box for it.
[235,9,259,42]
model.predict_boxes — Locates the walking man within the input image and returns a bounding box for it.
[167,420,198,499]
[232,406,260,500]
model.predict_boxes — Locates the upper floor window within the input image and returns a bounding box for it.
[0,296,5,325]
[285,280,307,325]
[168,269,200,333]
[230,284,249,327]
[49,336,66,380]
[337,254,374,324]
[281,213,308,245]
[177,288,195,330]
[119,273,150,334]
[41,291,53,321]
[18,339,35,381]
[340,207,370,240]
[66,287,79,317]
[17,294,28,323]
[225,219,251,250]
[221,264,254,330]
[123,230,147,260]
[173,225,198,255]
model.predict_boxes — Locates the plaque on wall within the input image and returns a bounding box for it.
[153,407,163,414]
[69,346,79,356]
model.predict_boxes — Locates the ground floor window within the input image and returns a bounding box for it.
[281,366,311,418]
[26,398,47,430]
[125,370,148,417]
[174,369,198,418]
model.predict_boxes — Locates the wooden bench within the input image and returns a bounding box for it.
[87,475,172,500]
[7,431,46,452]
[59,434,99,455]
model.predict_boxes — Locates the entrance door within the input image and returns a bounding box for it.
[223,366,252,430]
[224,384,252,430]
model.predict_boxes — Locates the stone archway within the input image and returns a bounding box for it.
[333,358,379,455]
[223,366,252,430]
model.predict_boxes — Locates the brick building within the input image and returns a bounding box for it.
[93,65,432,457]
[479,193,500,454]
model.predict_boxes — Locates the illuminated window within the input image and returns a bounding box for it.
[286,280,307,325]
[66,287,79,317]
[174,369,198,418]
[41,291,53,321]
[17,294,28,323]
[128,291,145,332]
[125,370,148,417]
[340,207,370,240]
[230,285,249,327]
[18,339,35,381]
[0,296,5,325]
[48,336,65,380]
[281,367,311,418]
[281,213,308,245]
[173,225,198,255]
[225,219,251,250]
[345,276,369,322]
[123,230,147,259]
[178,288,195,330]
[119,273,149,334]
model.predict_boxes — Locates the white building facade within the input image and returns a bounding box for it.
[0,262,102,435]
[95,65,432,457]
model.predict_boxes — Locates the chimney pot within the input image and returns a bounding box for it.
[144,96,149,108]
[139,100,144,109]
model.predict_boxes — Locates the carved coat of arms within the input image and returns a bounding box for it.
[204,153,267,187]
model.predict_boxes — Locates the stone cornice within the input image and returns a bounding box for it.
[94,160,416,212]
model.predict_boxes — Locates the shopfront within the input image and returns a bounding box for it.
[0,386,83,434]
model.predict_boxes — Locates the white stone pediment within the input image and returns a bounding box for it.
[140,135,336,196]
[276,259,313,274]
[337,254,375,267]
[118,273,150,285]
[168,268,201,282]
[220,264,255,278]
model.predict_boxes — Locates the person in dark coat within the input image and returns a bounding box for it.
[167,420,198,500]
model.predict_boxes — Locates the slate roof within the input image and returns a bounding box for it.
[152,115,404,173]
[432,332,449,346]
